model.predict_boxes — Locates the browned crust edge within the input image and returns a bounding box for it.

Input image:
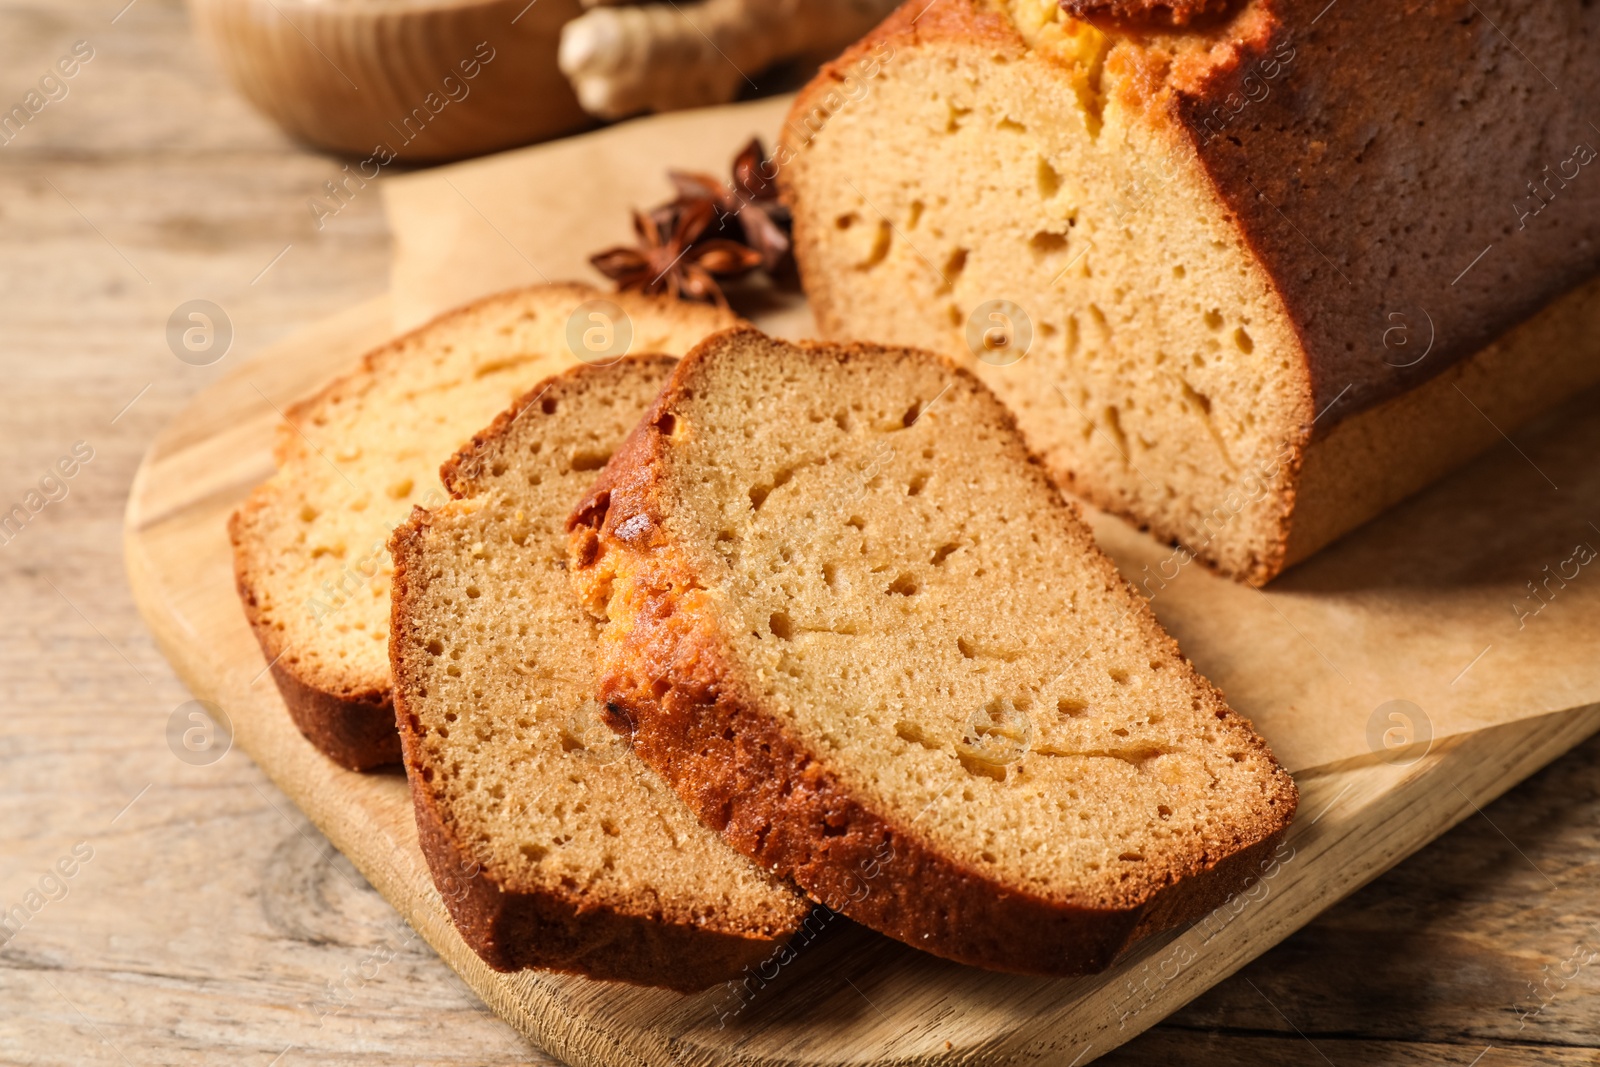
[227,504,401,771]
[227,283,732,771]
[1064,0,1238,28]
[387,358,806,992]
[567,328,1299,976]
[228,283,609,770]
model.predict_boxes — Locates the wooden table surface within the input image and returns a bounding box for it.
[2,2,1596,1064]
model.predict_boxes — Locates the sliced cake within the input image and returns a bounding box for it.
[390,355,810,990]
[229,284,737,769]
[568,328,1297,975]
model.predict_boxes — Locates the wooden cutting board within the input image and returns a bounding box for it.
[124,293,1600,1067]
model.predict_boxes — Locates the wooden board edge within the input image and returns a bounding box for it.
[999,702,1600,1066]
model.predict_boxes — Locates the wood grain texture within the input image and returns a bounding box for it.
[0,2,546,1062]
[3,2,1599,1065]
[123,291,1600,1066]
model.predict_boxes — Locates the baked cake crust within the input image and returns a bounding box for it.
[392,520,806,991]
[390,356,810,991]
[568,328,1298,975]
[228,284,735,770]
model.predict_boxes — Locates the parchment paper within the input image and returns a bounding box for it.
[381,96,1600,774]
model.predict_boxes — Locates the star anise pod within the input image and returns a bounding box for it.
[590,196,761,308]
[667,138,792,273]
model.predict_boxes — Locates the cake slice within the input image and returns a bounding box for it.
[229,284,736,769]
[568,328,1297,975]
[390,355,810,990]
[779,0,1600,583]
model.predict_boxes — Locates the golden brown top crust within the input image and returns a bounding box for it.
[1144,1,1277,94]
[1062,0,1238,28]
[792,0,1280,134]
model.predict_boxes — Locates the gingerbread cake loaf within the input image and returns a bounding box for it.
[780,0,1600,583]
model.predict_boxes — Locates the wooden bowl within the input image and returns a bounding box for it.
[188,0,592,163]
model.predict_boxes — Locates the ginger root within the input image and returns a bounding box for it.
[558,0,900,119]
